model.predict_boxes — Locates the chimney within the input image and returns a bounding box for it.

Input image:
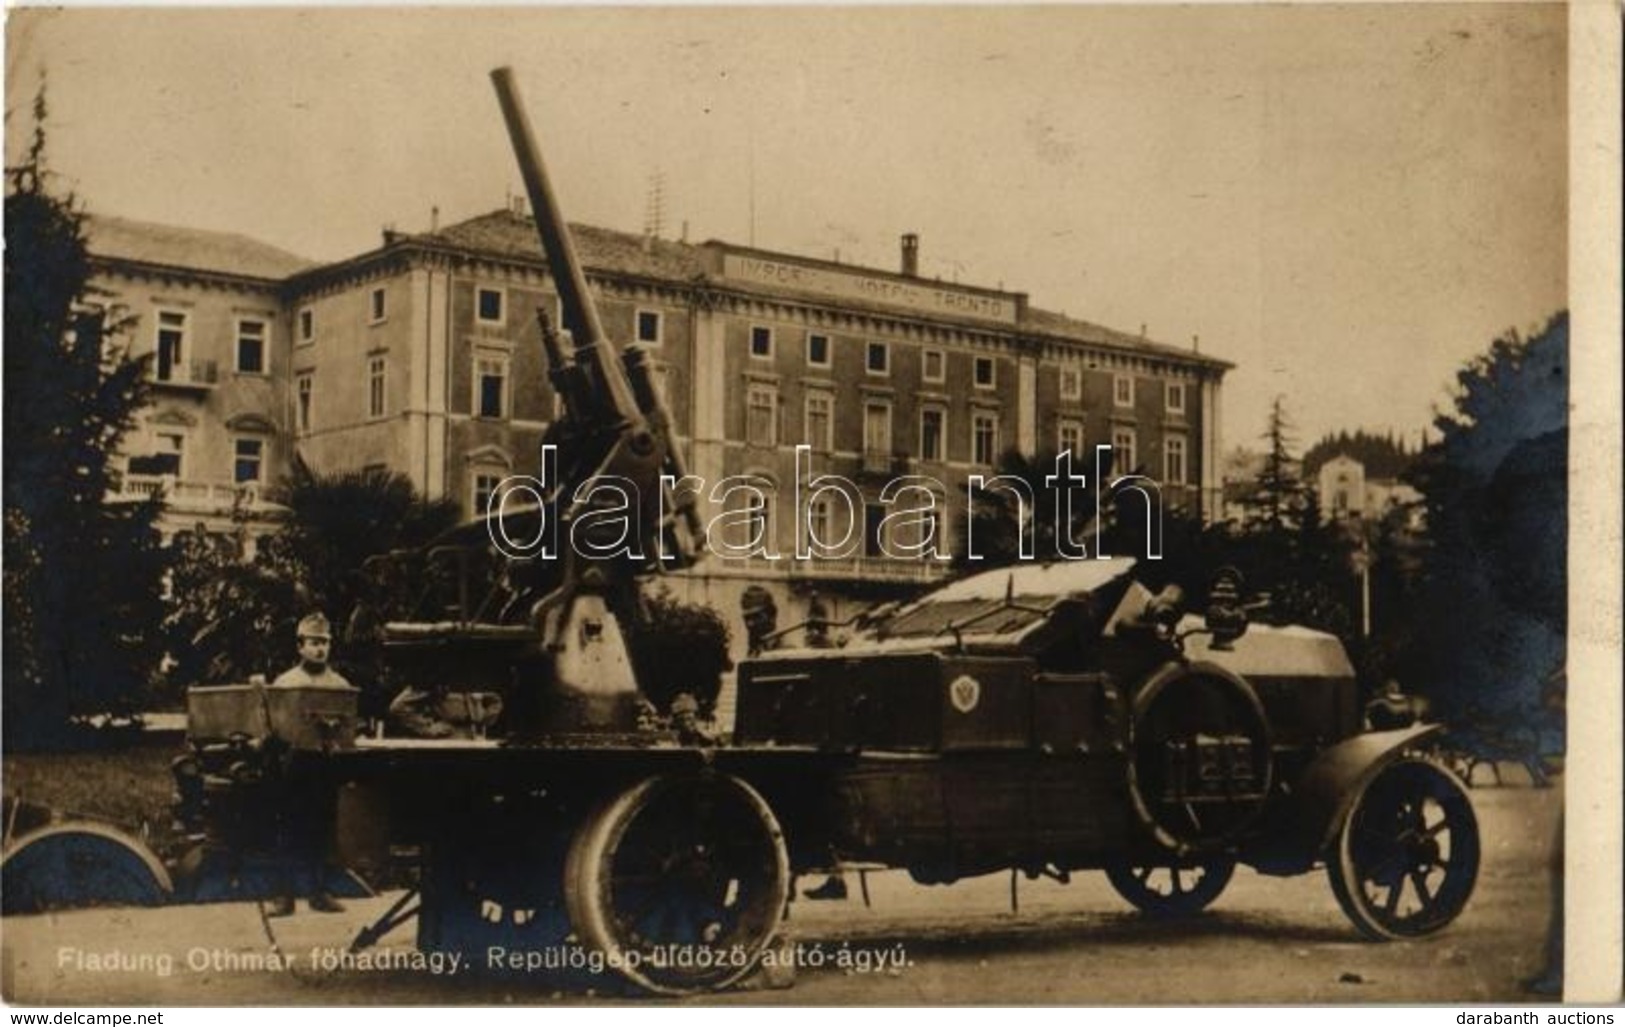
[900,233,919,277]
[430,206,440,233]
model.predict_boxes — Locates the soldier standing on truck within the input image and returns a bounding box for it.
[273,613,354,691]
[267,612,350,915]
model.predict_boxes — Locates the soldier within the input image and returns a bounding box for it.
[804,591,833,649]
[267,613,350,916]
[740,585,779,657]
[272,612,354,691]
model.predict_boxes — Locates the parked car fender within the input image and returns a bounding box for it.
[1292,722,1446,855]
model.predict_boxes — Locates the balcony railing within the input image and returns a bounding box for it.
[712,553,952,585]
[858,450,915,479]
[114,474,275,512]
[152,359,219,390]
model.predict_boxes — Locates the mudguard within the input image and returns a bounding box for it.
[0,821,173,914]
[1254,723,1444,873]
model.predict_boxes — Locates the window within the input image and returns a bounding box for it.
[1060,365,1082,401]
[150,431,185,478]
[1166,382,1186,414]
[1059,418,1084,456]
[296,373,313,433]
[746,383,777,446]
[475,356,509,419]
[922,348,945,384]
[1164,434,1187,485]
[972,412,998,465]
[298,307,315,344]
[472,472,504,516]
[477,288,505,325]
[866,341,889,375]
[636,310,662,346]
[1114,374,1135,407]
[974,356,996,389]
[1112,427,1137,472]
[368,357,387,419]
[864,504,886,558]
[920,406,946,462]
[233,438,265,484]
[750,326,773,359]
[236,320,266,374]
[369,287,387,324]
[155,310,187,383]
[805,391,834,451]
[863,400,892,455]
[745,491,770,550]
[806,333,830,368]
[809,496,833,548]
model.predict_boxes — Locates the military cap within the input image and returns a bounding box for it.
[296,612,333,640]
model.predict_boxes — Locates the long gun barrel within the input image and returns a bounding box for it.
[492,66,643,428]
[490,66,703,568]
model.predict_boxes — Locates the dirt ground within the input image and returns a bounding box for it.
[1,781,1561,1006]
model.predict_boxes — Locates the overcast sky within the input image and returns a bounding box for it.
[6,4,1568,453]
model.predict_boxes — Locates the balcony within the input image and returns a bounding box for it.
[858,450,914,480]
[152,359,219,393]
[114,474,277,514]
[788,554,952,585]
[711,553,953,586]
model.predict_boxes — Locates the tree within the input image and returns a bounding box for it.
[956,447,1103,568]
[1248,395,1304,535]
[163,457,461,686]
[1398,313,1568,738]
[3,93,169,744]
[623,588,733,718]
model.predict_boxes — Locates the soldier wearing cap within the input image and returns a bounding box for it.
[268,612,352,916]
[273,613,354,691]
[740,585,779,657]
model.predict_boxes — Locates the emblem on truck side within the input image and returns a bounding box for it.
[949,675,982,713]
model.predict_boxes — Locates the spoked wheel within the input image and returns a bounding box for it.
[1328,757,1480,940]
[1105,857,1235,917]
[565,773,789,995]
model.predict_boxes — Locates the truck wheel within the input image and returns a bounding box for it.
[1105,857,1234,917]
[1,823,172,914]
[565,773,789,995]
[1328,757,1479,940]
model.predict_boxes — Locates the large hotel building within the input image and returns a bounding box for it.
[90,207,1231,651]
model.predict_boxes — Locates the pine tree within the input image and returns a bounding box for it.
[4,92,169,745]
[1248,395,1303,534]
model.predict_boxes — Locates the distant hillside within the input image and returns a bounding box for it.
[1303,430,1416,480]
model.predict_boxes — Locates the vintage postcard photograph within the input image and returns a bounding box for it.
[3,3,1617,1009]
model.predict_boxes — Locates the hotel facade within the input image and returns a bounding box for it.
[91,207,1232,648]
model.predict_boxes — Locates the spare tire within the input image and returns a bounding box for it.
[1126,661,1273,855]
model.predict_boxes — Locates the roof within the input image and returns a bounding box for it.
[83,206,1229,370]
[405,210,708,281]
[85,214,315,281]
[414,210,1228,368]
[1023,305,1229,368]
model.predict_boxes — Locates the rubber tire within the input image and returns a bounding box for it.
[1327,757,1480,940]
[1105,857,1236,917]
[564,773,789,995]
[1,823,173,914]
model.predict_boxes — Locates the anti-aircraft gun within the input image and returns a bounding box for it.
[154,69,800,996]
[376,67,710,738]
